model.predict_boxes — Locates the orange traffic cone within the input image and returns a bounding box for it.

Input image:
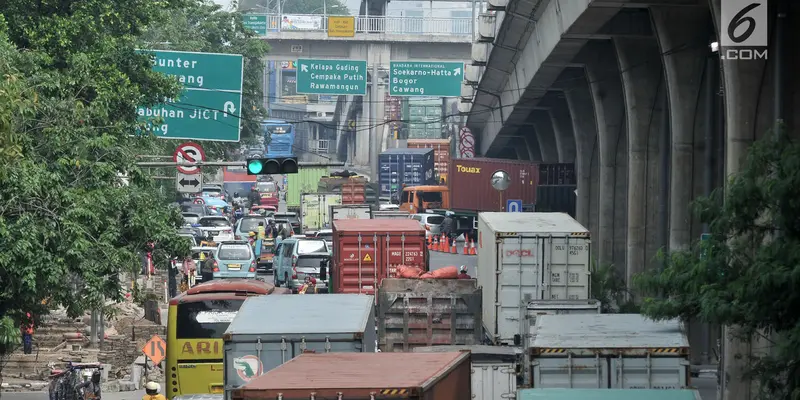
[432,236,439,252]
[427,235,432,250]
[469,239,477,255]
[463,234,470,255]
[450,239,457,254]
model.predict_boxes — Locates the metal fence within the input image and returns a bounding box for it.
[260,14,473,36]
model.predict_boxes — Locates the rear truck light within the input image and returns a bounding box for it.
[291,267,297,280]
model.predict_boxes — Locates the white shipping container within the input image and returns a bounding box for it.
[477,212,592,345]
[412,345,519,400]
[329,204,372,224]
[301,193,342,231]
[525,299,602,345]
[530,314,691,389]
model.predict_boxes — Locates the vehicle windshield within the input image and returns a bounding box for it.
[400,191,410,203]
[175,299,245,339]
[425,216,445,225]
[181,205,204,214]
[182,213,200,219]
[239,218,265,233]
[217,244,252,260]
[265,124,292,135]
[255,182,277,193]
[297,240,328,254]
[420,192,443,202]
[200,218,229,227]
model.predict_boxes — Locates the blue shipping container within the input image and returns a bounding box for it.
[378,148,436,200]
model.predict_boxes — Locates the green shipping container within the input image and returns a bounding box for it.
[517,389,701,400]
[286,167,328,211]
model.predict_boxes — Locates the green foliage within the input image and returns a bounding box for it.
[635,133,800,398]
[139,0,271,159]
[0,0,191,352]
[590,262,640,313]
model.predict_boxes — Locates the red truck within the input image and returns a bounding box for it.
[331,219,428,295]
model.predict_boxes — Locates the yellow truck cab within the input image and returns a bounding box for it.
[399,185,449,214]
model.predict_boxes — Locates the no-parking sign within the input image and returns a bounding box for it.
[173,142,206,174]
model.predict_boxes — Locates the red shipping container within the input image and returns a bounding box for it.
[332,219,428,295]
[407,139,451,183]
[449,158,539,212]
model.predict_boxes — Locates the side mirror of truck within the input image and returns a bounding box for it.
[319,260,328,281]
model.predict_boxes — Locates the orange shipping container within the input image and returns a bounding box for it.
[407,139,451,183]
[231,352,471,400]
[332,219,428,295]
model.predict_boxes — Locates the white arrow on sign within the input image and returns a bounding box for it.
[301,64,309,72]
[453,67,462,75]
[223,101,236,117]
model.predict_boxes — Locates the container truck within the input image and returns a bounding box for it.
[477,212,592,345]
[528,314,691,389]
[413,345,519,400]
[377,278,482,352]
[525,299,601,345]
[399,158,539,237]
[517,389,702,400]
[329,204,372,226]
[222,166,256,201]
[371,210,411,219]
[378,148,436,201]
[331,219,428,295]
[318,175,379,205]
[222,294,376,397]
[230,351,471,400]
[285,166,328,214]
[300,192,342,232]
[406,139,451,183]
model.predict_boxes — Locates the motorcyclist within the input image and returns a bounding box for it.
[247,186,260,207]
[257,222,267,240]
[299,276,317,294]
[76,370,102,400]
[233,206,243,221]
[457,265,471,279]
[142,382,166,400]
[266,219,277,237]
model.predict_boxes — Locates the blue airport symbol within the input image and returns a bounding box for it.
[506,199,522,212]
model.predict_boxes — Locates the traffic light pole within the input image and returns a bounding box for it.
[135,161,346,167]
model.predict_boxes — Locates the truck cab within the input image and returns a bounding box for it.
[399,185,449,214]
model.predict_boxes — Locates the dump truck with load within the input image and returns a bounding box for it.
[377,278,482,352]
[318,175,379,205]
[527,314,691,389]
[477,212,593,346]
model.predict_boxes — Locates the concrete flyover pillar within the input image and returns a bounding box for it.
[583,40,628,271]
[614,37,665,284]
[560,68,599,238]
[530,111,559,163]
[650,6,711,251]
[548,103,577,163]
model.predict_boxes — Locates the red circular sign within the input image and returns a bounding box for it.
[173,142,206,175]
[193,198,205,205]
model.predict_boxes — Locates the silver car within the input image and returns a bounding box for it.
[197,216,233,239]
[410,213,445,238]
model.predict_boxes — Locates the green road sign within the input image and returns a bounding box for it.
[296,58,367,96]
[243,14,268,36]
[137,50,243,142]
[389,61,464,97]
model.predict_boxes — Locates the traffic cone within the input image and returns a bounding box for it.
[470,239,477,255]
[441,234,447,250]
[450,239,457,254]
[427,235,432,250]
[432,236,439,252]
[463,234,470,255]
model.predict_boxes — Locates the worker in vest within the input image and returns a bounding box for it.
[21,312,34,354]
[142,382,166,400]
[257,222,267,240]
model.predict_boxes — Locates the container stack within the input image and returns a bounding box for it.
[406,98,443,139]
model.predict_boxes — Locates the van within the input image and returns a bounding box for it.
[272,237,331,290]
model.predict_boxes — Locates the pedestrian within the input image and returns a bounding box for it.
[456,266,471,279]
[142,382,166,400]
[21,312,34,354]
[441,212,455,240]
[183,256,197,287]
[75,370,102,400]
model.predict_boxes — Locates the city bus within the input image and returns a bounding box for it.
[262,119,295,158]
[165,279,282,399]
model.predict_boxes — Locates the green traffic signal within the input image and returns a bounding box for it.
[247,159,264,174]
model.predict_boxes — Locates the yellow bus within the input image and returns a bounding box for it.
[166,279,281,399]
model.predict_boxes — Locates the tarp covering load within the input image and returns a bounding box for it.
[396,265,458,279]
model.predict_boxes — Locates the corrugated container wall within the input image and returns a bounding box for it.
[332,219,428,295]
[300,193,342,231]
[286,167,328,210]
[406,139,451,183]
[378,148,436,199]
[535,185,577,218]
[538,163,576,185]
[449,158,538,212]
[517,389,703,400]
[318,176,378,205]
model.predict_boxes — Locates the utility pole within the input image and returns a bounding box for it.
[370,62,380,180]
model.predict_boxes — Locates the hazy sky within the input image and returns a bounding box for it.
[212,0,235,9]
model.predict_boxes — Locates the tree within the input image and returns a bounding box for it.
[139,0,271,160]
[635,132,800,398]
[0,0,190,368]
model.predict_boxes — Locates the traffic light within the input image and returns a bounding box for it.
[246,157,299,175]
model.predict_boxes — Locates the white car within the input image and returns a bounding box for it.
[379,203,399,211]
[197,216,233,239]
[314,229,333,250]
[410,213,445,238]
